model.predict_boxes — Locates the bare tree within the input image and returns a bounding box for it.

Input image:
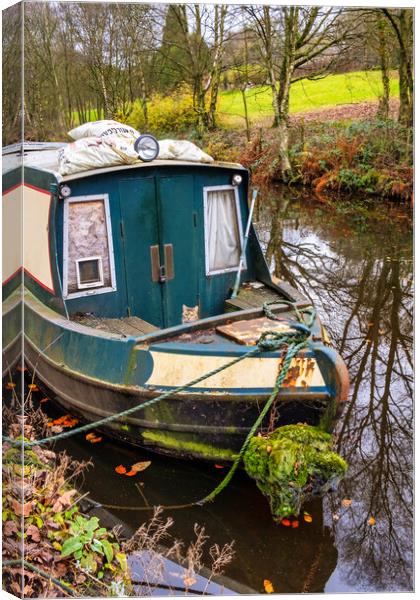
[381,8,413,126]
[2,3,22,145]
[246,6,349,178]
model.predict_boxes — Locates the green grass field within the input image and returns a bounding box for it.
[218,70,399,127]
[72,70,399,130]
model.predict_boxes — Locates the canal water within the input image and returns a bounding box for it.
[44,186,413,593]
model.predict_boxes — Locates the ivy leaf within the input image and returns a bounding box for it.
[115,552,128,572]
[61,536,83,557]
[91,539,104,554]
[85,516,100,532]
[102,539,114,564]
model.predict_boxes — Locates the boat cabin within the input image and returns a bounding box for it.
[3,144,278,331]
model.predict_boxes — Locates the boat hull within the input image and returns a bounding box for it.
[24,337,348,462]
[18,289,349,461]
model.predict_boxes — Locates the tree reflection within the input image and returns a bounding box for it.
[256,187,413,591]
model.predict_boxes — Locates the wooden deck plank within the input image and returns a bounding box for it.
[73,315,158,336]
[225,282,283,313]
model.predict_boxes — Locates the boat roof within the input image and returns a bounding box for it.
[2,141,246,182]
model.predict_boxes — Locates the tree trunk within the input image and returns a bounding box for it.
[274,7,298,179]
[398,11,413,127]
[241,88,251,142]
[376,16,390,120]
[262,6,280,127]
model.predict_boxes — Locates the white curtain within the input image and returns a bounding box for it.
[207,190,241,272]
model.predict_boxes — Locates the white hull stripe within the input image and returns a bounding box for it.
[146,352,326,390]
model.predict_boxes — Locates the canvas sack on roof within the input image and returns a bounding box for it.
[58,136,140,175]
[68,120,140,141]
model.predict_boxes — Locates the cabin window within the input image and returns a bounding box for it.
[203,186,244,275]
[63,194,116,298]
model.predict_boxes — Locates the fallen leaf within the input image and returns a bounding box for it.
[368,516,376,526]
[6,382,16,389]
[86,433,97,441]
[28,384,38,391]
[54,562,68,578]
[52,489,77,513]
[39,398,48,404]
[214,464,224,469]
[10,582,21,596]
[183,576,197,588]
[23,585,34,596]
[12,499,33,517]
[115,465,127,474]
[303,512,313,523]
[131,461,151,473]
[26,524,41,542]
[263,579,274,594]
[125,470,137,477]
[281,518,291,527]
[341,498,352,508]
[50,425,63,434]
[291,520,299,528]
[90,436,102,443]
[4,521,18,536]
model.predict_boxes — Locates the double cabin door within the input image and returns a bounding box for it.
[119,176,198,328]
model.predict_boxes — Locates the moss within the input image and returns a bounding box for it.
[243,423,347,519]
[142,431,237,461]
[123,348,138,385]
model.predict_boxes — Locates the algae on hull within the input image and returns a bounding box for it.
[142,430,237,461]
[243,423,347,519]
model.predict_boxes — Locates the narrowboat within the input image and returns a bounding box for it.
[2,141,349,461]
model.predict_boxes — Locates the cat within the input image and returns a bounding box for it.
[182,304,199,323]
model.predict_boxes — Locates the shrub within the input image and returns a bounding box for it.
[128,85,196,137]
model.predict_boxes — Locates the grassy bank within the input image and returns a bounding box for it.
[218,70,399,127]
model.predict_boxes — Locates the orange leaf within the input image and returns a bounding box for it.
[86,433,97,441]
[184,577,197,588]
[303,513,313,523]
[40,398,48,404]
[6,382,16,389]
[291,520,299,528]
[47,422,54,427]
[28,384,38,391]
[281,518,291,527]
[263,579,274,594]
[125,470,137,477]
[214,464,224,469]
[90,436,102,444]
[368,516,376,526]
[131,461,151,473]
[115,465,127,474]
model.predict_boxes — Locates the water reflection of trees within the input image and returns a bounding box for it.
[256,190,413,591]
